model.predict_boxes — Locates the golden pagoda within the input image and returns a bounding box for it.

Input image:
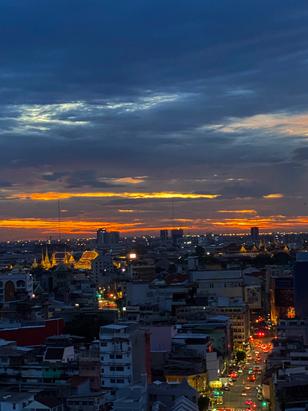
[283,245,289,253]
[68,254,75,265]
[51,252,57,267]
[240,245,247,253]
[44,249,52,269]
[64,251,71,265]
[40,248,52,270]
[31,258,38,269]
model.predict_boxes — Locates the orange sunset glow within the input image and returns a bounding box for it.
[13,191,221,201]
[1,215,308,237]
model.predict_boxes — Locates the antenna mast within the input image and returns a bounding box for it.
[58,199,61,241]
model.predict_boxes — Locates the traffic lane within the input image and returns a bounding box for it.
[223,375,259,409]
[223,356,265,408]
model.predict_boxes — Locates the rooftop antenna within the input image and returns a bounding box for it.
[58,199,61,242]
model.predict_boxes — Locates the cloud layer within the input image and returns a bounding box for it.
[1,0,308,238]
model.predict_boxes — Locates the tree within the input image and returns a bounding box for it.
[235,349,246,363]
[195,245,205,257]
[198,396,210,411]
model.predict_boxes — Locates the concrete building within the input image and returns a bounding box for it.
[91,253,117,286]
[190,269,244,299]
[294,252,308,319]
[277,319,308,345]
[0,270,33,304]
[270,276,294,324]
[112,378,147,411]
[171,229,183,245]
[0,392,34,411]
[250,226,259,243]
[99,322,151,388]
[148,380,198,410]
[78,341,101,391]
[126,282,194,314]
[207,297,250,347]
[97,228,120,249]
[160,230,169,242]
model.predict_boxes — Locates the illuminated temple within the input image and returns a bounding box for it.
[34,249,99,271]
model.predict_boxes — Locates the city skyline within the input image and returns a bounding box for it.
[2,1,308,239]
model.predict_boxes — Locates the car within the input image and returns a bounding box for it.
[245,386,252,391]
[245,400,253,405]
[241,392,248,396]
[257,394,263,401]
[247,374,256,382]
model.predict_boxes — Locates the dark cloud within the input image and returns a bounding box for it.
[0,0,308,236]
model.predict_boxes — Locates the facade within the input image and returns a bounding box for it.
[78,342,101,391]
[112,380,147,411]
[171,229,184,245]
[190,270,244,299]
[0,270,33,304]
[0,318,64,346]
[97,228,120,249]
[250,226,259,243]
[91,253,116,286]
[294,252,308,319]
[0,393,34,411]
[270,276,294,324]
[100,322,151,388]
[160,230,169,241]
[148,380,198,409]
[207,298,250,347]
[277,318,308,345]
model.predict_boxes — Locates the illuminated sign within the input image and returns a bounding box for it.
[209,380,223,389]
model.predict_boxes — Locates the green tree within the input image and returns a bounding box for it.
[235,349,246,363]
[198,396,210,411]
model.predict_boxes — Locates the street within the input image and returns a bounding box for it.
[219,338,272,411]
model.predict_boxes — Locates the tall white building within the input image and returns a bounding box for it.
[99,323,150,389]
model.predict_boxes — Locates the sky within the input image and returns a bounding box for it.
[1,0,308,239]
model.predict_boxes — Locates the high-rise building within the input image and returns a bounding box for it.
[171,228,183,245]
[100,323,151,388]
[109,231,120,244]
[294,252,308,319]
[160,229,169,241]
[97,228,120,249]
[250,227,259,243]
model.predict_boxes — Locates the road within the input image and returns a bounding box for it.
[220,338,271,411]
